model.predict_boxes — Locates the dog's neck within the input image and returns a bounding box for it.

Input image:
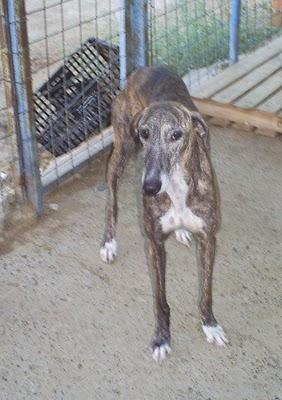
[160,163,206,234]
[162,164,189,211]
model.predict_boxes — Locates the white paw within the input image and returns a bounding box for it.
[100,239,117,263]
[175,229,192,247]
[152,343,171,364]
[202,324,228,347]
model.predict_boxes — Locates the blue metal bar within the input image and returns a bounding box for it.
[119,0,127,89]
[119,0,148,89]
[6,0,43,215]
[229,0,241,64]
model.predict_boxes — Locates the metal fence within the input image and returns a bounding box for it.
[149,0,280,83]
[0,0,280,222]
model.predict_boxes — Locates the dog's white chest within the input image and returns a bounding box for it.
[160,167,205,234]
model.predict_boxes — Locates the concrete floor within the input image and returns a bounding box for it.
[0,126,281,400]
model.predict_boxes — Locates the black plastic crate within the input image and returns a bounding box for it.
[33,38,120,156]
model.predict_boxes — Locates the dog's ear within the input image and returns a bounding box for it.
[191,112,210,149]
[131,110,144,140]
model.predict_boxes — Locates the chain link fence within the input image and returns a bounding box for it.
[0,0,281,225]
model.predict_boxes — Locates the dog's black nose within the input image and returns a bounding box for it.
[143,178,162,196]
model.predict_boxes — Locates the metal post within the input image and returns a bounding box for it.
[5,0,43,215]
[229,0,241,64]
[119,0,148,89]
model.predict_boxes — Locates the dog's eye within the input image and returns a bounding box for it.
[171,129,183,141]
[139,127,149,140]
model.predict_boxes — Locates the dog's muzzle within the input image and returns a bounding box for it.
[143,149,163,196]
[143,175,162,196]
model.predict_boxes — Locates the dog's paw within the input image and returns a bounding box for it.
[151,339,171,364]
[100,239,117,263]
[175,229,192,247]
[202,324,228,347]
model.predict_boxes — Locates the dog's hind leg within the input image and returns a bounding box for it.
[100,103,135,263]
[196,234,228,346]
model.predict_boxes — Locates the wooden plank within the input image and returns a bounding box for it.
[205,117,278,137]
[208,117,232,128]
[235,69,282,108]
[231,122,277,137]
[192,97,282,135]
[213,54,282,103]
[254,127,279,137]
[189,35,282,99]
[257,88,282,113]
[230,121,255,132]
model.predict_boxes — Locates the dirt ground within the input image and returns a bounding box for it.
[0,126,281,400]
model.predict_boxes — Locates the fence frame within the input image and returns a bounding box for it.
[119,0,148,88]
[1,0,43,215]
[229,0,241,64]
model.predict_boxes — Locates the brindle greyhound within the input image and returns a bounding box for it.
[100,66,228,363]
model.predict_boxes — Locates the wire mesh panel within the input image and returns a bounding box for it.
[149,0,280,86]
[239,0,281,52]
[25,0,121,188]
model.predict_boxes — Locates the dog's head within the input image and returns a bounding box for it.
[133,101,208,196]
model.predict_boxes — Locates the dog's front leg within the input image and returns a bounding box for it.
[100,131,135,263]
[196,234,228,346]
[144,227,171,363]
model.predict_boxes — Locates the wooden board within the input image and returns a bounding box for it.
[189,36,282,99]
[192,97,282,137]
[258,88,282,113]
[235,69,282,108]
[188,36,282,137]
[213,54,282,103]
